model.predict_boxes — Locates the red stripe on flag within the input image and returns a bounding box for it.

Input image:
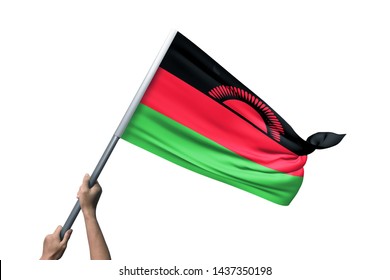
[141,68,306,176]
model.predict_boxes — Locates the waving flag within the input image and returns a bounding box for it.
[117,31,344,205]
[60,31,345,238]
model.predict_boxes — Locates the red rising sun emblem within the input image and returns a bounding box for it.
[208,85,284,142]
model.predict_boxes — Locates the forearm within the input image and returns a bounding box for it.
[83,213,111,260]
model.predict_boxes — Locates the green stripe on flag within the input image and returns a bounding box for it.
[122,104,303,205]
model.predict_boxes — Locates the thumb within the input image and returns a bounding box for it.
[54,225,63,235]
[82,173,90,189]
[83,173,90,184]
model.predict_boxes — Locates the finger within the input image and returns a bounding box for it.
[60,229,73,244]
[94,180,100,188]
[90,186,102,201]
[54,225,63,235]
[92,181,102,192]
[88,178,99,190]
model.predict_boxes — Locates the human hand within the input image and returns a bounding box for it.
[40,225,72,260]
[77,174,102,218]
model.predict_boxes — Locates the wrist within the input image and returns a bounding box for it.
[82,209,97,220]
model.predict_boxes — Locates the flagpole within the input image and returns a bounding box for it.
[60,135,120,240]
[59,30,178,240]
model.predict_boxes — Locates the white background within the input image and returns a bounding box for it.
[0,0,389,279]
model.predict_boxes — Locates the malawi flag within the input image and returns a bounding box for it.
[118,31,344,206]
